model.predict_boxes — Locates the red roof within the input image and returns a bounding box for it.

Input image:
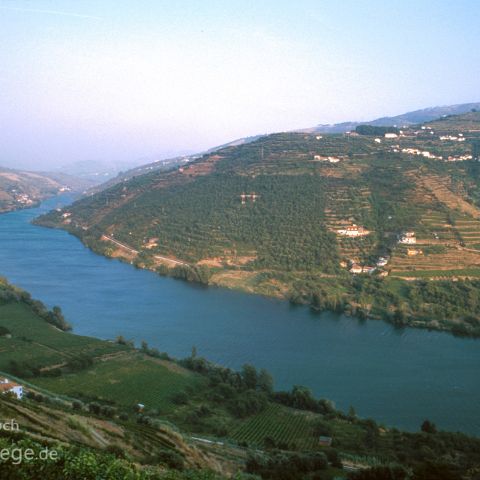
[0,382,20,392]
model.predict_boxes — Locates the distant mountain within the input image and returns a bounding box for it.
[57,159,142,184]
[0,166,94,213]
[303,102,480,133]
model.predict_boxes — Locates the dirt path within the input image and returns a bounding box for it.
[101,234,189,266]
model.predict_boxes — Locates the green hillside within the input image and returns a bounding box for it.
[36,112,480,336]
[0,279,480,479]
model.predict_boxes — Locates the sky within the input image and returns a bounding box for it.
[1,0,479,171]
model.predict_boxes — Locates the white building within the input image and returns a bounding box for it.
[376,257,388,267]
[384,133,398,139]
[0,379,23,399]
[399,231,416,244]
[314,155,341,163]
[337,224,369,237]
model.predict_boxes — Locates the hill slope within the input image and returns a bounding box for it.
[0,167,93,213]
[304,101,480,133]
[36,112,480,335]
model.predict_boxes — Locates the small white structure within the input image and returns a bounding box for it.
[384,133,398,139]
[374,138,382,143]
[376,257,388,267]
[337,224,369,237]
[314,155,341,163]
[0,379,23,400]
[399,231,416,244]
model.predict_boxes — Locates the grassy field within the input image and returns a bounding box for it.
[0,302,123,371]
[0,298,205,415]
[33,352,205,412]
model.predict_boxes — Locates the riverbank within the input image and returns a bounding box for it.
[33,213,480,339]
[1,278,480,480]
[1,195,479,435]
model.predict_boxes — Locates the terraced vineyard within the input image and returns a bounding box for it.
[34,352,204,412]
[231,404,317,450]
[35,112,480,335]
[389,206,480,278]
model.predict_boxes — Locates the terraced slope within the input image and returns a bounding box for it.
[35,113,480,335]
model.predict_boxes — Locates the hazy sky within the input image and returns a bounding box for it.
[1,0,479,170]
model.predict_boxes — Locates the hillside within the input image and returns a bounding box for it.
[305,102,480,133]
[84,136,265,196]
[1,278,480,479]
[83,104,479,196]
[35,112,480,336]
[0,167,93,213]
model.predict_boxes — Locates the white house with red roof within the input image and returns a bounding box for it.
[0,379,23,399]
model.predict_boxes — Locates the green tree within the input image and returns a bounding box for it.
[241,364,258,390]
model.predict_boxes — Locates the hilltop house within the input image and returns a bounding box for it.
[337,224,369,237]
[0,379,23,399]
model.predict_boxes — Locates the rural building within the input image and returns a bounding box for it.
[361,266,376,274]
[144,237,159,249]
[407,248,423,256]
[313,155,341,163]
[0,379,23,399]
[399,231,416,244]
[337,224,369,237]
[349,264,363,274]
[376,257,388,267]
[384,133,398,139]
[374,138,382,143]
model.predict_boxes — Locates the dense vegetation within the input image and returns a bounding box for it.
[35,112,480,336]
[355,125,399,136]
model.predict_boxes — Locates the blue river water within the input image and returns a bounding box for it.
[0,195,479,435]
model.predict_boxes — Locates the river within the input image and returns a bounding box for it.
[1,195,479,435]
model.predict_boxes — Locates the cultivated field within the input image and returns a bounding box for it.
[33,352,204,412]
[231,403,318,450]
